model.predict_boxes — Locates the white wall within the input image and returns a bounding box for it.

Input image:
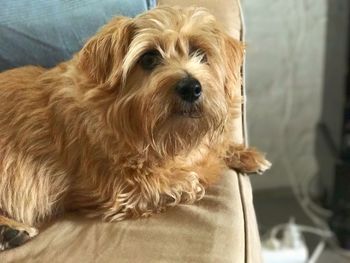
[242,1,328,189]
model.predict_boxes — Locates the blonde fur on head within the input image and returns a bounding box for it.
[0,6,270,250]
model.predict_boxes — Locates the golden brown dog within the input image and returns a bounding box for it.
[0,6,270,250]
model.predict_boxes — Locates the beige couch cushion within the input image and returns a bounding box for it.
[3,171,246,263]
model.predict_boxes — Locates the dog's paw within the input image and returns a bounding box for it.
[249,157,272,175]
[179,172,205,204]
[0,224,37,251]
[226,147,271,175]
[161,171,205,207]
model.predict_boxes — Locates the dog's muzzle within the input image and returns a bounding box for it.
[175,77,202,103]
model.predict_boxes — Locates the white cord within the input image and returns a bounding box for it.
[303,198,332,218]
[277,24,346,256]
[281,154,350,260]
[281,139,350,260]
[308,239,326,263]
[240,0,346,259]
[301,173,332,218]
[282,155,330,230]
[296,225,332,238]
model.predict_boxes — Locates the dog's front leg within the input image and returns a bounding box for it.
[224,144,271,175]
[73,169,205,222]
[161,171,205,206]
[0,215,38,251]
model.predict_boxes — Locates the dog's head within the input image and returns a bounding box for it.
[78,6,243,157]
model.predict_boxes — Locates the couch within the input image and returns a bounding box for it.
[0,0,262,262]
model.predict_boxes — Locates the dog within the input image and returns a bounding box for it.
[0,6,270,250]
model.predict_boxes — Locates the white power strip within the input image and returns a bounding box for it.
[262,220,309,263]
[262,242,308,263]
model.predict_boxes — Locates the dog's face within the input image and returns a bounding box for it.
[78,6,243,156]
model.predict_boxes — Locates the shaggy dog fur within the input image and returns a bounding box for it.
[0,6,270,250]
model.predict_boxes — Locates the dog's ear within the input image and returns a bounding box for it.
[78,17,134,84]
[222,35,244,101]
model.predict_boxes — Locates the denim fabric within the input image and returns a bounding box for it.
[0,0,156,71]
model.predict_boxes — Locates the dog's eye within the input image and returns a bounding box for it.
[189,47,207,63]
[139,50,161,70]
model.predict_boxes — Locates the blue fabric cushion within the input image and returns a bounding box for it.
[0,0,156,71]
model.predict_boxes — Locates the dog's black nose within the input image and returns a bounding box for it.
[175,77,202,102]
